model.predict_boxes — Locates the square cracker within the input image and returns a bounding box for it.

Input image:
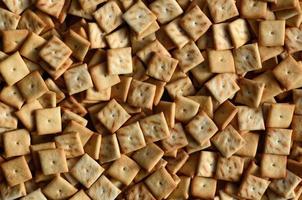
[261,154,287,178]
[108,47,133,75]
[3,129,30,158]
[145,167,177,200]
[0,85,25,109]
[155,101,175,128]
[132,143,164,172]
[172,40,204,72]
[180,5,211,41]
[64,64,93,95]
[266,103,295,128]
[146,53,178,82]
[214,100,238,130]
[175,96,199,123]
[87,175,121,200]
[161,123,188,152]
[136,39,171,65]
[186,111,218,145]
[1,156,32,187]
[208,50,235,73]
[211,125,245,158]
[127,79,156,109]
[235,78,265,108]
[0,102,18,129]
[20,32,46,62]
[116,122,146,154]
[69,190,90,200]
[253,71,283,101]
[166,149,189,174]
[15,100,42,131]
[99,134,121,164]
[269,170,301,197]
[38,148,68,175]
[149,0,183,24]
[21,188,47,200]
[216,156,244,182]
[88,22,107,49]
[93,1,123,33]
[264,128,292,155]
[90,63,120,91]
[43,176,77,200]
[165,76,196,99]
[164,18,190,49]
[207,0,238,23]
[293,89,302,115]
[273,56,302,90]
[39,36,72,70]
[111,76,132,102]
[105,27,130,49]
[125,182,156,200]
[0,182,26,200]
[2,29,29,53]
[139,112,170,144]
[259,20,285,47]
[55,132,84,158]
[240,0,267,19]
[36,0,65,18]
[238,175,270,200]
[17,71,48,102]
[233,43,262,74]
[97,99,130,133]
[285,27,302,54]
[64,30,90,61]
[84,133,101,160]
[123,1,156,34]
[0,52,29,86]
[197,151,218,177]
[228,18,251,48]
[18,10,45,34]
[205,73,240,104]
[107,155,140,185]
[0,8,21,30]
[71,154,104,188]
[236,132,259,157]
[63,121,93,146]
[191,177,217,199]
[2,0,31,15]
[36,107,62,135]
[212,23,233,50]
[237,106,265,131]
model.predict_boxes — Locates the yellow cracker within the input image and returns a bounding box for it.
[149,0,183,24]
[36,0,65,18]
[207,0,239,23]
[0,8,20,30]
[18,10,45,34]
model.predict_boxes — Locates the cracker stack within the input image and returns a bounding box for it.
[0,0,302,199]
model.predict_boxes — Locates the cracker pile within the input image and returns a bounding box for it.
[1,0,302,199]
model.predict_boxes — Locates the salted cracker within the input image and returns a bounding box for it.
[43,176,77,199]
[259,20,286,46]
[233,43,262,74]
[236,132,259,157]
[208,50,235,73]
[196,151,218,178]
[175,96,199,123]
[99,134,121,164]
[186,111,218,145]
[214,100,238,130]
[116,122,146,154]
[212,23,233,50]
[164,18,190,49]
[266,103,295,128]
[237,106,265,131]
[150,0,183,24]
[207,0,238,23]
[228,18,251,48]
[18,10,45,34]
[90,63,120,91]
[1,156,32,187]
[261,154,287,178]
[107,155,140,185]
[64,64,93,95]
[2,29,29,53]
[123,1,156,34]
[88,22,106,49]
[0,8,21,30]
[180,5,211,41]
[172,40,204,72]
[17,71,48,102]
[264,128,292,155]
[238,175,270,200]
[64,30,90,61]
[107,47,132,75]
[191,177,217,199]
[0,52,29,86]
[36,107,61,135]
[165,77,196,99]
[211,125,245,158]
[93,1,123,33]
[105,27,130,49]
[36,0,65,18]
[87,175,121,200]
[216,156,244,182]
[205,73,240,104]
[3,129,30,158]
[240,0,267,19]
[161,123,188,152]
[0,85,24,110]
